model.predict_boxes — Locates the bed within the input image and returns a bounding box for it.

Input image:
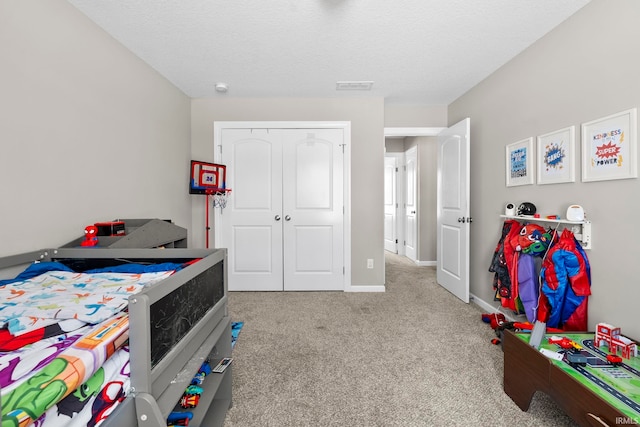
[0,247,231,427]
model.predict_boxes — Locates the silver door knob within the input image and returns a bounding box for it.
[285,215,291,221]
[411,210,416,214]
[275,215,281,221]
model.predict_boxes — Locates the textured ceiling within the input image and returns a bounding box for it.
[67,0,591,105]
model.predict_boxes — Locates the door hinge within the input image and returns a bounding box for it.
[343,266,345,275]
[395,239,398,244]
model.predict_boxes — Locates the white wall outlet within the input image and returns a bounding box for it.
[367,259,374,269]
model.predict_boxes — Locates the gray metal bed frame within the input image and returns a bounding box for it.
[0,248,231,427]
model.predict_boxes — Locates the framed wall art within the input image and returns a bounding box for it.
[506,137,534,187]
[537,126,575,185]
[582,108,637,182]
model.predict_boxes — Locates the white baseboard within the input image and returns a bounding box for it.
[469,292,522,322]
[415,260,436,267]
[344,284,386,292]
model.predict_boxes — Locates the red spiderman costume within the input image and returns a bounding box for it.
[537,228,591,330]
[489,219,522,313]
[489,220,552,316]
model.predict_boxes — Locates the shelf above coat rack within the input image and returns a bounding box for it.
[499,215,592,250]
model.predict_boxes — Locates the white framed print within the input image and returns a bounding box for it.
[537,126,575,185]
[506,137,534,187]
[582,108,637,182]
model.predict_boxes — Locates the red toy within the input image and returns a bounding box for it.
[595,323,638,359]
[607,354,623,366]
[548,336,582,351]
[81,225,99,247]
[180,394,200,409]
[481,313,506,330]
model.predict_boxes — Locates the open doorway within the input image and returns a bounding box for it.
[384,121,471,304]
[384,149,404,255]
[383,127,444,268]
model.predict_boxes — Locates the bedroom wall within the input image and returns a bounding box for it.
[0,0,192,257]
[449,0,640,338]
[191,97,385,287]
[384,105,447,127]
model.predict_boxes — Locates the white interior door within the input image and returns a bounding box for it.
[436,118,470,303]
[405,146,418,262]
[219,128,283,291]
[282,129,344,291]
[218,125,345,291]
[384,156,398,253]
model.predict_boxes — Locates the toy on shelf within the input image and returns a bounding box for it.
[80,225,99,247]
[595,323,638,359]
[167,411,193,426]
[179,393,201,409]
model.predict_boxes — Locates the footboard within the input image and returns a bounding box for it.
[127,248,231,426]
[50,247,232,427]
[0,248,231,427]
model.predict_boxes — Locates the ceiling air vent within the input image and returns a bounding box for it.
[336,81,374,90]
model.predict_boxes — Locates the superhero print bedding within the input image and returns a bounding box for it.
[0,261,181,426]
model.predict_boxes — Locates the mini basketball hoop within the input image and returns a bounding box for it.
[190,160,233,209]
[190,160,233,248]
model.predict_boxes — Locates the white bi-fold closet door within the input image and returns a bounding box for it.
[216,126,345,291]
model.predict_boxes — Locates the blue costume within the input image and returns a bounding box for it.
[537,229,591,330]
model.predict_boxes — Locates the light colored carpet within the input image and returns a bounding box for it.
[223,252,578,426]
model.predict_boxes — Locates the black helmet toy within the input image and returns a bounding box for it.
[517,202,537,216]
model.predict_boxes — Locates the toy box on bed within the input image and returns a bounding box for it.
[0,247,231,427]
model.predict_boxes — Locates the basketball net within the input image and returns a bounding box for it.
[209,189,232,210]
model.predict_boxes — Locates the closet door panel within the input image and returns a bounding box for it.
[295,140,332,209]
[282,129,344,291]
[294,225,334,272]
[233,140,273,209]
[221,129,283,291]
[233,226,273,272]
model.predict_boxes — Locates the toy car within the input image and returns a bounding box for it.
[167,411,193,425]
[566,352,587,366]
[180,394,201,409]
[184,385,203,395]
[606,354,623,366]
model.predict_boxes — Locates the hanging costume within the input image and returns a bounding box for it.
[537,228,591,331]
[517,253,539,323]
[489,220,552,318]
[488,220,514,300]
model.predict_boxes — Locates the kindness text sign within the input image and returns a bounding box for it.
[582,109,637,182]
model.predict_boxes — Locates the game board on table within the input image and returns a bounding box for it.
[522,332,640,421]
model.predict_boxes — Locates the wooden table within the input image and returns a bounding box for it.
[503,329,640,427]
